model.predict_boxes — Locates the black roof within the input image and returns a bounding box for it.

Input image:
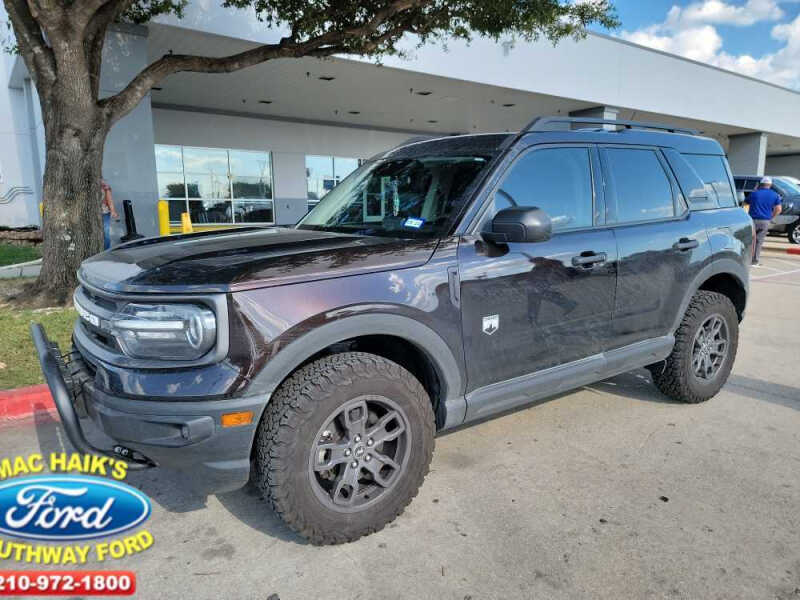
[377,125,723,161]
[379,133,513,160]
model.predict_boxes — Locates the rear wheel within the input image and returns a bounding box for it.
[788,221,800,244]
[254,352,435,545]
[649,291,738,404]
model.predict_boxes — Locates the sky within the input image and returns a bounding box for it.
[594,0,800,89]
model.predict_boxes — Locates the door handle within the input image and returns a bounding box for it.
[674,237,699,251]
[571,252,607,267]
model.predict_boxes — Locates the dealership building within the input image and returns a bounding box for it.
[2,5,800,240]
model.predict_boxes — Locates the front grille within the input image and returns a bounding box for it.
[80,321,122,353]
[82,287,118,312]
[74,285,126,356]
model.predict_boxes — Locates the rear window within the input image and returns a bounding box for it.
[683,154,737,208]
[602,148,676,223]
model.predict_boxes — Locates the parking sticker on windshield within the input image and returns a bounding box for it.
[404,217,425,229]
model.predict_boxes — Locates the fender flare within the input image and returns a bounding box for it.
[670,259,749,334]
[245,313,466,424]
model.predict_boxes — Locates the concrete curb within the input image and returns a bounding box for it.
[0,258,42,279]
[762,246,800,256]
[0,384,57,424]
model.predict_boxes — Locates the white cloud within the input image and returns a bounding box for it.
[619,0,800,89]
[665,0,783,27]
[624,24,723,62]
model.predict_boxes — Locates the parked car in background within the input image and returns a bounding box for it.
[735,175,800,243]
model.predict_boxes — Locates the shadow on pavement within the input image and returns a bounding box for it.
[30,408,305,543]
[586,369,677,405]
[216,480,307,545]
[32,405,68,456]
[726,374,800,410]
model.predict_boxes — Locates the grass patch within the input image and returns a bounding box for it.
[0,278,75,390]
[0,244,41,267]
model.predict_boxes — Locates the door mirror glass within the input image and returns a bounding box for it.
[483,207,552,244]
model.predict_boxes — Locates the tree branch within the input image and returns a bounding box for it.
[3,0,55,87]
[102,0,427,124]
[84,0,136,100]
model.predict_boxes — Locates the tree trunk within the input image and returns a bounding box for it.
[34,95,108,304]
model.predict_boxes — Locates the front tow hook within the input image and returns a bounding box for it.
[30,322,155,470]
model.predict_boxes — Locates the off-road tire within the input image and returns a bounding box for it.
[648,290,738,404]
[788,221,800,245]
[254,352,435,545]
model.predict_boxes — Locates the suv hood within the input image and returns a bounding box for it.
[79,227,439,294]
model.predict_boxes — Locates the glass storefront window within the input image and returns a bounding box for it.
[189,199,233,224]
[155,145,184,172]
[155,145,274,225]
[234,200,274,223]
[232,176,272,199]
[157,172,185,199]
[185,173,231,199]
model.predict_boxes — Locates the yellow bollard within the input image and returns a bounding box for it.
[157,200,170,236]
[180,212,193,234]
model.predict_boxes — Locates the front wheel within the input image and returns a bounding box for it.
[788,221,800,244]
[254,352,435,545]
[648,291,739,404]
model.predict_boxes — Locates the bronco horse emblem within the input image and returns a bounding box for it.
[482,315,499,336]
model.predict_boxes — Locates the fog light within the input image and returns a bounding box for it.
[221,411,254,427]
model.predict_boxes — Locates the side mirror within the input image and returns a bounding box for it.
[482,206,552,244]
[737,191,746,207]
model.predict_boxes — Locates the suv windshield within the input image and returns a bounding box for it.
[297,155,490,238]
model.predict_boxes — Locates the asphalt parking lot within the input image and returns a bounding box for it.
[2,252,799,600]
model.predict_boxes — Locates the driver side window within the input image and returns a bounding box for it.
[483,147,595,233]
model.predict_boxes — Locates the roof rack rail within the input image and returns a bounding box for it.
[525,116,698,135]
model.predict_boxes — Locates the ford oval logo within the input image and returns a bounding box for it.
[0,475,151,541]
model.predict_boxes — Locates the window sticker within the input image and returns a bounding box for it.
[403,217,425,229]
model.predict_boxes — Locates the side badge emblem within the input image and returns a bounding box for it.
[482,314,499,336]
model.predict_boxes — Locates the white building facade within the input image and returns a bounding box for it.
[3,4,800,239]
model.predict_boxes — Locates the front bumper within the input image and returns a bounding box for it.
[31,323,268,494]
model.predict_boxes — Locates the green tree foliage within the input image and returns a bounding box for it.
[2,0,617,302]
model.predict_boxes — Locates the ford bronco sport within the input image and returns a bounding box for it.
[33,116,752,544]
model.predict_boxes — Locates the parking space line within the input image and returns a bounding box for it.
[752,267,800,281]
[767,257,800,269]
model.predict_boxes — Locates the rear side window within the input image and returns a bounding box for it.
[492,147,594,232]
[684,154,737,208]
[663,149,714,210]
[602,148,675,224]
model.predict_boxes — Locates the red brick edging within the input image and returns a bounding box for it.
[0,384,57,423]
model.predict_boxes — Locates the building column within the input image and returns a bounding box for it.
[765,154,800,179]
[728,132,768,176]
[570,106,620,129]
[100,24,160,238]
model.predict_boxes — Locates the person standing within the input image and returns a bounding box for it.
[747,176,782,267]
[101,180,118,250]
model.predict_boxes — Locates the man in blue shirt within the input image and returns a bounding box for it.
[748,176,782,266]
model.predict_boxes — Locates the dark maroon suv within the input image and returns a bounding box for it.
[33,116,752,544]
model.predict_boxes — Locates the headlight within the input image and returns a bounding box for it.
[109,303,216,360]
